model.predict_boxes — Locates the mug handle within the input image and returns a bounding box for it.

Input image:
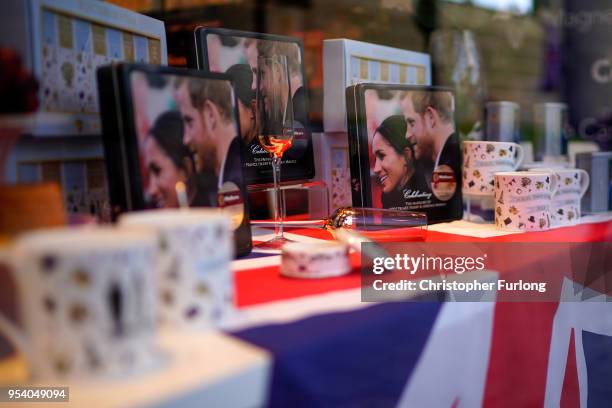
[577,169,590,198]
[0,249,30,357]
[512,144,525,170]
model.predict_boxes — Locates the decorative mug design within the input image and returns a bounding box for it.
[528,168,590,226]
[494,171,559,232]
[0,228,161,380]
[120,209,233,330]
[463,141,524,196]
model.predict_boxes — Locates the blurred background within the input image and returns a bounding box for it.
[103,0,611,150]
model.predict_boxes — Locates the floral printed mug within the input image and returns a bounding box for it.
[494,171,559,232]
[528,167,590,226]
[0,227,161,380]
[120,209,233,331]
[463,141,524,196]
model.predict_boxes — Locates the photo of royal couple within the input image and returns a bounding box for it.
[204,32,313,183]
[130,71,243,211]
[367,89,461,215]
[205,33,308,136]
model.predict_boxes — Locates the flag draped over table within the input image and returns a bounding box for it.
[234,302,442,407]
[230,221,612,407]
[232,290,612,407]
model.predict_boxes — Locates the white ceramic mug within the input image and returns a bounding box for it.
[0,227,161,380]
[463,141,524,196]
[528,167,590,226]
[120,209,233,330]
[494,171,559,232]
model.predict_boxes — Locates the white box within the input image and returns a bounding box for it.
[323,39,431,133]
[1,0,167,136]
[311,131,353,213]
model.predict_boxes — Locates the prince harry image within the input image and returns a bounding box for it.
[174,76,243,192]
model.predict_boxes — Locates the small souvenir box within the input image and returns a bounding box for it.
[97,63,252,256]
[323,39,431,133]
[2,0,167,136]
[189,27,315,186]
[346,83,462,224]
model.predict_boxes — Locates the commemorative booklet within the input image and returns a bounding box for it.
[189,27,315,185]
[97,63,252,256]
[346,84,463,224]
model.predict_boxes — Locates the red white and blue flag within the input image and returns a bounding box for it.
[227,219,612,408]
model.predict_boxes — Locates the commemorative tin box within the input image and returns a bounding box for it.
[1,0,167,136]
[97,63,252,256]
[346,83,462,224]
[189,27,315,186]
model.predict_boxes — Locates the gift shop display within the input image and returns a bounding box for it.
[1,1,612,406]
